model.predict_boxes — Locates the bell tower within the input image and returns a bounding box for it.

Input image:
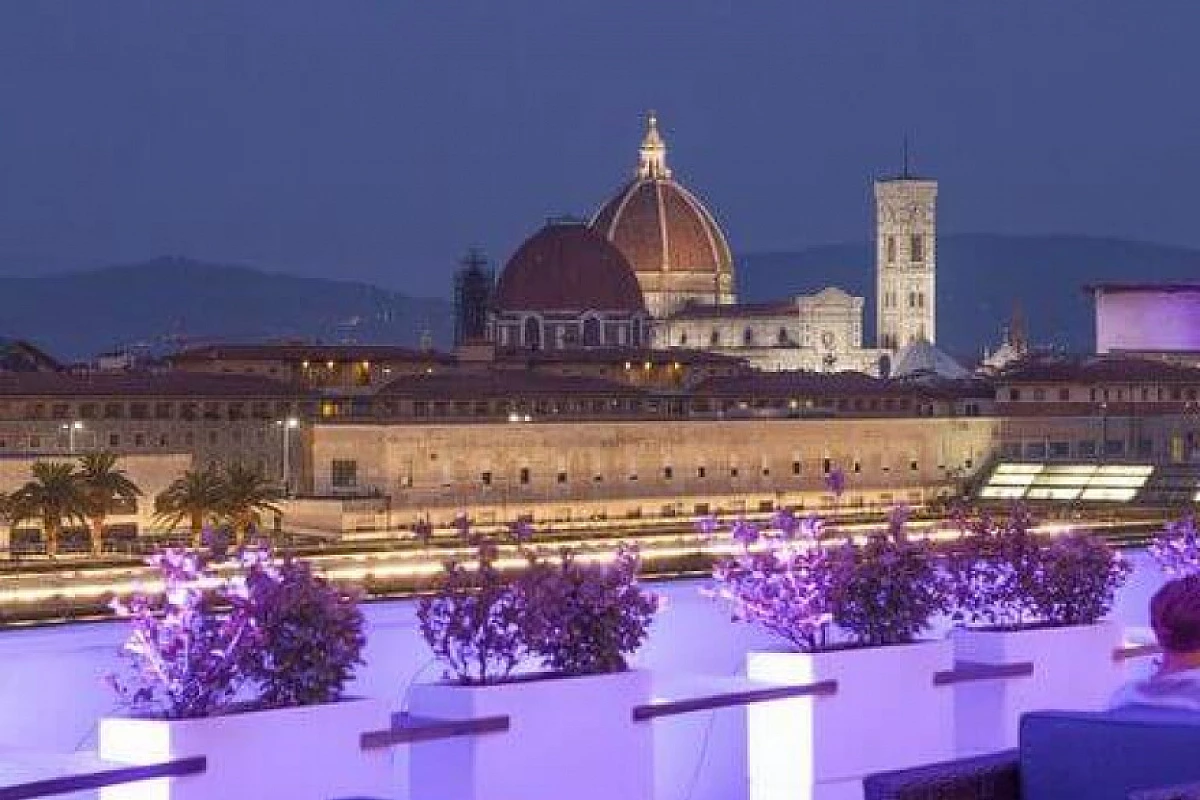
[875,150,937,352]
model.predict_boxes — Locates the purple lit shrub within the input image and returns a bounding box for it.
[825,507,949,647]
[707,515,833,651]
[419,521,660,683]
[947,505,1129,628]
[241,555,366,707]
[1028,532,1130,627]
[518,546,659,675]
[111,548,367,717]
[708,507,947,650]
[110,549,257,719]
[945,505,1042,626]
[1151,516,1200,577]
[418,528,527,685]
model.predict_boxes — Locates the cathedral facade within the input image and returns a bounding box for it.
[586,114,941,376]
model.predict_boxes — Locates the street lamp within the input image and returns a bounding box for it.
[276,417,300,497]
[60,420,84,454]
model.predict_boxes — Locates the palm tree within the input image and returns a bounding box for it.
[154,466,224,548]
[77,452,142,557]
[218,462,282,546]
[9,461,88,558]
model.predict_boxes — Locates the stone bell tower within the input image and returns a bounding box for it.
[875,150,938,352]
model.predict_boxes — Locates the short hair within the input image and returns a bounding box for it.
[1151,574,1200,654]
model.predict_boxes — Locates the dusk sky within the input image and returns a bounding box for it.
[1,1,1198,299]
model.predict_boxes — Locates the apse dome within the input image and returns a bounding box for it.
[490,219,649,351]
[591,113,735,318]
[493,219,645,314]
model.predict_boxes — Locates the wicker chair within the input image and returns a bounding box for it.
[863,750,1020,800]
[863,751,1200,800]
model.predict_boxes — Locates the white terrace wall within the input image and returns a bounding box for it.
[0,551,1167,800]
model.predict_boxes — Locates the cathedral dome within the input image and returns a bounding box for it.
[591,113,735,317]
[493,219,645,314]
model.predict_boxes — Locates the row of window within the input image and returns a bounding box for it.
[333,455,956,490]
[1000,438,1155,460]
[0,428,274,451]
[884,234,928,264]
[678,327,799,348]
[1006,385,1200,403]
[323,394,930,420]
[495,317,646,350]
[879,291,927,310]
[1,400,295,423]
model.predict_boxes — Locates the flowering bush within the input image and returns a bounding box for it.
[706,513,833,651]
[1028,532,1130,626]
[1151,516,1200,577]
[945,505,1042,626]
[111,548,367,717]
[242,554,366,706]
[946,505,1130,629]
[417,528,527,685]
[109,549,257,719]
[826,507,949,647]
[518,546,659,675]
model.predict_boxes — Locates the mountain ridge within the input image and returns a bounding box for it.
[1,234,1197,362]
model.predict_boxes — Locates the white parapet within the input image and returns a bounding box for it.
[407,669,653,800]
[950,621,1124,755]
[746,639,955,800]
[98,698,393,800]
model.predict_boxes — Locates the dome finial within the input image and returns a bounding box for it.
[638,110,671,179]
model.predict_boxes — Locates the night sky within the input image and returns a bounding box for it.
[1,2,1198,298]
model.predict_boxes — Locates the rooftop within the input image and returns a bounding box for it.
[169,343,453,364]
[999,356,1200,384]
[0,371,298,398]
[377,370,647,399]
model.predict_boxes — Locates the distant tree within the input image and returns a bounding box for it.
[155,467,224,548]
[218,463,282,546]
[9,461,88,558]
[77,452,142,557]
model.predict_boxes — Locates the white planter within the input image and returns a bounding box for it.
[98,697,392,800]
[950,621,1123,755]
[746,639,954,800]
[407,669,652,800]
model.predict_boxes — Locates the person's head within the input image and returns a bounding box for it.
[1151,574,1200,657]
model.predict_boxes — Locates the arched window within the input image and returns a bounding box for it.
[743,328,755,346]
[523,317,542,350]
[630,319,642,348]
[777,327,789,345]
[679,332,688,346]
[582,317,601,347]
[886,236,896,263]
[710,330,721,346]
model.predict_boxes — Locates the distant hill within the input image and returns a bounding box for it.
[740,234,1200,362]
[0,257,453,361]
[3,236,1198,364]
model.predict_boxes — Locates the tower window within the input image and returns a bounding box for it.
[710,330,720,346]
[911,235,925,263]
[909,292,917,308]
[917,292,925,308]
[743,328,755,346]
[777,327,789,345]
[886,236,896,263]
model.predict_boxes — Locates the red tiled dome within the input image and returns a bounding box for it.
[592,178,733,280]
[493,220,646,313]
